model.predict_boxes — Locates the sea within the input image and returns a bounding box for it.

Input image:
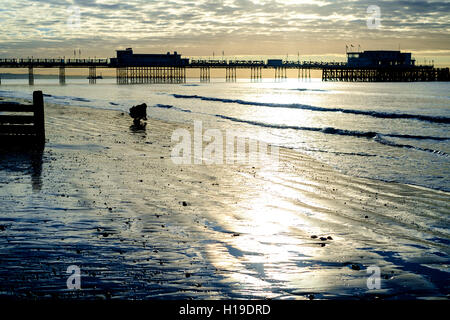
[0,75,449,192]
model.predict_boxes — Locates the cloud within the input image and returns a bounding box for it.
[0,0,448,58]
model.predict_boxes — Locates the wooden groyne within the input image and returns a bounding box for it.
[0,91,45,146]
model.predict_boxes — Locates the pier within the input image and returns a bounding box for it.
[0,49,448,84]
[116,67,186,84]
[321,66,450,82]
[0,58,108,85]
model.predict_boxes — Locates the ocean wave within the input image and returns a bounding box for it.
[215,114,375,137]
[301,148,377,157]
[386,134,449,141]
[0,90,31,101]
[215,114,448,156]
[374,136,448,156]
[172,94,450,124]
[50,95,71,100]
[154,104,191,113]
[0,101,21,105]
[72,97,91,102]
[154,104,174,109]
[290,88,327,92]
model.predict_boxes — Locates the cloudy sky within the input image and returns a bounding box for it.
[1,0,449,65]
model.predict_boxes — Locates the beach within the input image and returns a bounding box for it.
[0,96,448,300]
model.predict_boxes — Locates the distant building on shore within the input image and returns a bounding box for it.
[110,48,189,67]
[347,50,415,67]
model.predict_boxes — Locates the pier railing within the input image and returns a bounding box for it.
[0,58,109,67]
[0,58,348,69]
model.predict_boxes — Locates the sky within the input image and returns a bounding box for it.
[0,0,450,66]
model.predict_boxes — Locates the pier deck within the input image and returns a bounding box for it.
[0,58,448,84]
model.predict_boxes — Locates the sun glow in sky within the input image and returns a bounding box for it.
[0,0,449,65]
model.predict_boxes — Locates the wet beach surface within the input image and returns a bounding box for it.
[0,101,449,300]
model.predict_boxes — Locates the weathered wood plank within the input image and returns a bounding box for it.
[33,91,45,143]
[0,115,35,124]
[0,103,34,112]
[0,125,36,134]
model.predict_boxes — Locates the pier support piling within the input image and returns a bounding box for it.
[116,66,186,84]
[89,66,96,84]
[28,66,34,85]
[226,67,236,82]
[274,67,287,81]
[250,67,262,82]
[321,67,448,82]
[200,67,210,82]
[59,66,65,85]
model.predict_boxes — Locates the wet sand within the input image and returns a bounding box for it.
[0,98,449,300]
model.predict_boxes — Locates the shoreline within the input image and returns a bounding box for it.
[1,92,448,194]
[0,95,449,299]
